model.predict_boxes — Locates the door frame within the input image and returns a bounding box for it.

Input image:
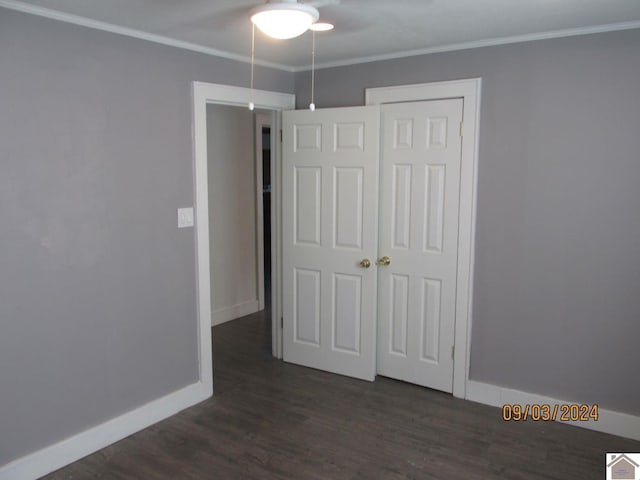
[192,82,294,385]
[366,78,481,399]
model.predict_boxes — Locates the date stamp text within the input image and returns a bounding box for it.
[502,403,598,422]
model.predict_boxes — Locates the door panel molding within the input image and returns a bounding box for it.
[366,78,481,399]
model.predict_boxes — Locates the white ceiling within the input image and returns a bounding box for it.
[5,0,640,70]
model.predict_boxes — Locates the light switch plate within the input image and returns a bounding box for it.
[177,207,194,228]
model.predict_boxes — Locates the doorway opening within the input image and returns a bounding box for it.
[254,115,273,351]
[261,125,272,312]
[192,81,295,396]
[205,103,276,369]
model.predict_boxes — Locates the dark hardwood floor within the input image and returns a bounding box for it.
[43,312,639,479]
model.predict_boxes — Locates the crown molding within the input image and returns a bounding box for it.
[0,0,295,72]
[293,20,640,71]
[2,0,639,74]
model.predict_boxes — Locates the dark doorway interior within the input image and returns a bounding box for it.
[262,126,272,313]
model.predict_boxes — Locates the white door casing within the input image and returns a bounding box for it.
[376,99,464,393]
[282,106,380,381]
[194,82,295,365]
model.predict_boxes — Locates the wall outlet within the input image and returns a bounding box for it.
[177,207,194,228]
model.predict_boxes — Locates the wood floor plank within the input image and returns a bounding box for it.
[42,311,640,479]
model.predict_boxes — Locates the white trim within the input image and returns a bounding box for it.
[0,382,210,480]
[212,300,261,326]
[195,83,295,111]
[467,380,640,442]
[193,82,294,361]
[0,0,293,72]
[295,21,640,71]
[192,84,215,400]
[366,78,481,400]
[3,0,639,73]
[255,113,272,312]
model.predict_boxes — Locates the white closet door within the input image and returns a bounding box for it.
[282,106,379,381]
[377,99,464,392]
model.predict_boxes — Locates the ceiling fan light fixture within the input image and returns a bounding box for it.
[250,1,319,40]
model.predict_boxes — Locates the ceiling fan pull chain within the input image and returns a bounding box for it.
[249,23,256,111]
[310,30,316,111]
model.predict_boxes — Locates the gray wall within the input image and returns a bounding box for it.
[295,29,640,415]
[0,8,293,466]
[207,105,259,325]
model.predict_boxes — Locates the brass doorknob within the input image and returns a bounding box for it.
[359,258,371,268]
[377,256,391,266]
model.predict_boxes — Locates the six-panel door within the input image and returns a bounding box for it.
[377,99,464,392]
[282,99,463,392]
[282,106,379,381]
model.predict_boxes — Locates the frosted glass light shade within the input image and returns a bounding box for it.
[250,2,319,40]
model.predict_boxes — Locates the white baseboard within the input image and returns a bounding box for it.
[466,380,640,441]
[211,299,260,326]
[0,381,212,480]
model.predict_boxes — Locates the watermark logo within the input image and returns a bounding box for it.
[607,454,640,480]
